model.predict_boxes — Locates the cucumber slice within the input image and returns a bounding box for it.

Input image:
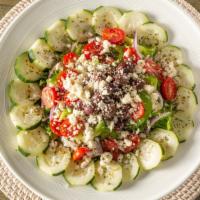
[37,144,71,176]
[64,160,95,186]
[175,64,195,89]
[122,153,140,182]
[92,161,122,191]
[137,23,168,47]
[17,127,49,156]
[29,38,57,70]
[118,11,149,36]
[137,139,162,170]
[9,79,41,105]
[175,87,197,117]
[149,129,179,160]
[45,20,72,52]
[155,45,183,67]
[67,10,94,42]
[172,111,194,142]
[92,6,122,35]
[153,114,172,131]
[15,52,43,83]
[10,104,43,130]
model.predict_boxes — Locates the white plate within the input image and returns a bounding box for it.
[0,0,200,199]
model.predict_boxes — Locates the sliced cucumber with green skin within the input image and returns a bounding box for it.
[37,144,71,176]
[175,87,197,117]
[92,161,122,192]
[64,160,95,186]
[175,64,195,89]
[10,104,43,130]
[155,45,183,67]
[149,129,179,160]
[67,10,94,42]
[122,153,140,182]
[153,114,172,131]
[29,38,57,70]
[137,23,168,48]
[118,11,149,36]
[15,52,43,83]
[45,20,72,52]
[137,139,162,170]
[92,6,122,35]
[172,111,194,142]
[17,127,49,156]
[9,79,41,105]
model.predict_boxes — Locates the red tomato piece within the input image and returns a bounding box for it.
[50,119,61,136]
[73,147,90,161]
[161,77,177,101]
[131,102,145,121]
[63,52,78,66]
[122,134,141,153]
[102,28,125,44]
[42,87,58,109]
[83,41,103,59]
[144,59,163,80]
[60,118,84,137]
[101,139,119,161]
[57,71,67,88]
[124,47,141,64]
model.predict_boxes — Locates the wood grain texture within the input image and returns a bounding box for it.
[0,1,199,200]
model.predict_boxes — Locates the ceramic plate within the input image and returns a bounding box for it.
[0,0,200,199]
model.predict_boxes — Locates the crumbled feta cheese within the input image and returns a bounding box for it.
[124,139,132,147]
[100,40,111,54]
[98,80,106,91]
[88,115,98,125]
[121,93,132,104]
[100,152,113,166]
[85,90,91,99]
[108,121,114,131]
[68,114,77,125]
[117,154,123,163]
[144,84,155,94]
[83,125,94,143]
[106,76,113,82]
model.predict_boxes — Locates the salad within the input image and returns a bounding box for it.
[8,6,198,192]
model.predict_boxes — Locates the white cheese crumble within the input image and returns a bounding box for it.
[68,114,77,125]
[121,93,132,104]
[83,125,94,143]
[144,84,155,94]
[100,40,111,54]
[151,92,163,112]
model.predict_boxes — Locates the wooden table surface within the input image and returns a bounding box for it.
[0,0,200,199]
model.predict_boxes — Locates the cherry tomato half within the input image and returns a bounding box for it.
[63,52,78,66]
[83,41,103,59]
[73,147,90,161]
[124,47,141,64]
[60,118,84,137]
[101,139,119,161]
[102,28,125,44]
[42,87,58,109]
[144,59,163,80]
[122,134,141,153]
[131,102,145,121]
[50,119,61,136]
[161,77,177,101]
